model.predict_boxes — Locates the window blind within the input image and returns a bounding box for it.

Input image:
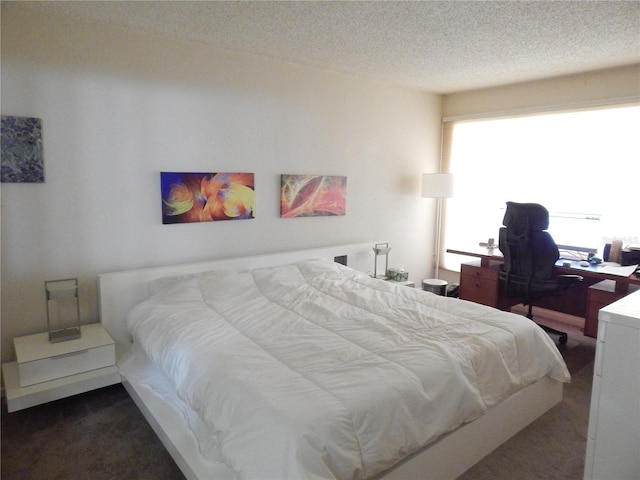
[440,103,639,271]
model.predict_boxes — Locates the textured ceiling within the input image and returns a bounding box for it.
[18,1,640,93]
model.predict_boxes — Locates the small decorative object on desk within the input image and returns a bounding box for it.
[386,268,409,282]
[479,238,496,249]
[45,278,81,343]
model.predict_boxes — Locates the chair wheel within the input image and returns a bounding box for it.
[559,334,568,345]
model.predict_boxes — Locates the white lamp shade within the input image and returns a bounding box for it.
[421,173,454,198]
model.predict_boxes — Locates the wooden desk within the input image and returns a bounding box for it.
[448,247,640,337]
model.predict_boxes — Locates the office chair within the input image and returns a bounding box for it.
[498,201,583,345]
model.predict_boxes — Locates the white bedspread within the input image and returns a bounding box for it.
[125,259,570,480]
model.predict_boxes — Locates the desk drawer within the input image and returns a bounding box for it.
[460,264,499,307]
[461,263,498,281]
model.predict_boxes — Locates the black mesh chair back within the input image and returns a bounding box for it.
[499,201,582,345]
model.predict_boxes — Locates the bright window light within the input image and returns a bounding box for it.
[443,104,639,271]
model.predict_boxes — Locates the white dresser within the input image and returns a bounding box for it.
[584,289,640,480]
[2,323,120,412]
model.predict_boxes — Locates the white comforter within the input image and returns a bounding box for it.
[126,259,570,480]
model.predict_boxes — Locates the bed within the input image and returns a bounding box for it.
[98,243,570,480]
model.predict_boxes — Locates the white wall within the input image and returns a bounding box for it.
[0,5,442,363]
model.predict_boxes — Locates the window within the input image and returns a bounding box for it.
[442,104,639,271]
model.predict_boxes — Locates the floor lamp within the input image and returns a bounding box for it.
[422,173,454,279]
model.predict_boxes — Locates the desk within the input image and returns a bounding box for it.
[448,247,640,338]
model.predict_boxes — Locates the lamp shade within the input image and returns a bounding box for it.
[421,173,454,198]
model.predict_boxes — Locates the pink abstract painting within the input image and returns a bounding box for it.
[280,174,347,218]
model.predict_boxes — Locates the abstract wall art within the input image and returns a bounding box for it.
[280,174,347,218]
[1,115,45,183]
[161,172,255,224]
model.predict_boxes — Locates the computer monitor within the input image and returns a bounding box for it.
[548,211,601,257]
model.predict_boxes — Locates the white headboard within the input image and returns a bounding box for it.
[98,243,374,358]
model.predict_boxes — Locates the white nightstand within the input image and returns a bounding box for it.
[2,323,120,412]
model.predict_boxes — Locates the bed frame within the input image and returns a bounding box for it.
[98,243,563,480]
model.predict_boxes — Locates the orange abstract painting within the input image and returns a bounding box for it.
[161,172,255,224]
[280,174,347,218]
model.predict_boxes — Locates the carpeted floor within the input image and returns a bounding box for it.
[1,383,185,480]
[458,318,596,480]
[1,319,595,480]
[459,360,594,480]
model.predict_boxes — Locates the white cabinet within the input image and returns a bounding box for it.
[2,323,120,412]
[584,289,640,480]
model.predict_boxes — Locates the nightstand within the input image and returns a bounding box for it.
[2,323,120,412]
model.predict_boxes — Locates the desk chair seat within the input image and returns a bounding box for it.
[498,201,583,345]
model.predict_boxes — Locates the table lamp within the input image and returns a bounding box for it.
[45,278,81,343]
[372,242,392,279]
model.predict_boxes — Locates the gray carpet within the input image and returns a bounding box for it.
[1,384,185,480]
[2,323,595,480]
[459,361,594,480]
[459,319,596,480]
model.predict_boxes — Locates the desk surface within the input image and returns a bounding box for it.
[448,247,640,287]
[447,246,502,261]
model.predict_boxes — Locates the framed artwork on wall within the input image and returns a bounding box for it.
[1,115,45,183]
[160,172,255,224]
[280,174,347,218]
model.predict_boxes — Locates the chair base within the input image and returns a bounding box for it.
[538,323,568,345]
[524,303,568,345]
